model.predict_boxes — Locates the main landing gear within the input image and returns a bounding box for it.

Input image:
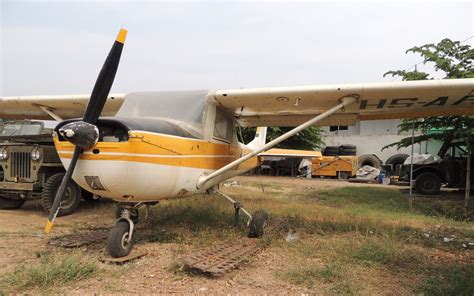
[215,190,269,238]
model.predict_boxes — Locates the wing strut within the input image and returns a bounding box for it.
[197,95,358,188]
[35,105,64,121]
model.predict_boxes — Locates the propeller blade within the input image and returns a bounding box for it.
[45,29,127,233]
[44,146,81,233]
[83,28,127,124]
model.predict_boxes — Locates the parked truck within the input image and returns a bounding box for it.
[0,120,94,215]
[394,140,473,195]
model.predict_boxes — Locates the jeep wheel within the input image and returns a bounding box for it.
[415,172,441,195]
[42,173,81,217]
[0,197,25,210]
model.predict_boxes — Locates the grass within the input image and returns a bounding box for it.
[417,264,474,296]
[0,253,97,294]
[3,176,472,294]
[224,177,474,293]
[283,264,340,287]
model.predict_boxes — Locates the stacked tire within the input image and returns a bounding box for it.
[323,146,340,156]
[323,144,357,156]
[339,144,356,156]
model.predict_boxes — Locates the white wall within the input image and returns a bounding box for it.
[321,119,425,162]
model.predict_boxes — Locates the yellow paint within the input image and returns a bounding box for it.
[44,220,53,233]
[54,131,260,171]
[116,28,127,44]
[312,156,358,177]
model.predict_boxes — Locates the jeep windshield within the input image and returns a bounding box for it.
[0,121,43,136]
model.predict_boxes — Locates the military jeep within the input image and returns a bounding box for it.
[0,120,93,215]
[399,140,473,195]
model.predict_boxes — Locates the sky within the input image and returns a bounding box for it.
[1,1,473,96]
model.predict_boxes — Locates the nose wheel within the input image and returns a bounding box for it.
[107,205,138,258]
[107,220,134,258]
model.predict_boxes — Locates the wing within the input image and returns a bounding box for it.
[0,94,125,120]
[212,79,474,127]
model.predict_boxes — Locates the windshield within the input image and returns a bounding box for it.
[0,121,43,136]
[116,90,209,138]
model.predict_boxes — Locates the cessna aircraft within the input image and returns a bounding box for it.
[1,29,473,258]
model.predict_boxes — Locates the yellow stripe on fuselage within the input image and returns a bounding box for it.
[54,131,259,171]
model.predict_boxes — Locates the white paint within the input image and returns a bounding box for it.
[59,157,248,202]
[64,129,75,138]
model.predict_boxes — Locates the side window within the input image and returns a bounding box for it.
[213,109,233,142]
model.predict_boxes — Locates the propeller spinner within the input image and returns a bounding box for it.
[45,28,127,233]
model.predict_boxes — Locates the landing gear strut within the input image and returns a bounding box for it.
[215,190,268,238]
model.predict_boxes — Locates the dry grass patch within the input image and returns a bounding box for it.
[0,252,97,294]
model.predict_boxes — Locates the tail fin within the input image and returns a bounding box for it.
[247,127,267,150]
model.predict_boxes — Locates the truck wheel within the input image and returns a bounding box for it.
[42,173,81,217]
[0,197,25,210]
[385,153,409,166]
[359,154,382,169]
[415,173,441,195]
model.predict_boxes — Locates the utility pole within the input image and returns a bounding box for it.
[409,120,415,211]
[465,137,471,210]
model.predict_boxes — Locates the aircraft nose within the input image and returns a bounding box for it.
[59,121,99,149]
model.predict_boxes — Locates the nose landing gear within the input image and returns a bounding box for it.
[107,207,136,258]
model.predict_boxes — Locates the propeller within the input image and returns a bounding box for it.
[44,28,127,234]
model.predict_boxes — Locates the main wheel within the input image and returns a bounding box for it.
[0,197,25,210]
[248,209,269,238]
[42,173,81,217]
[107,221,133,258]
[415,172,441,195]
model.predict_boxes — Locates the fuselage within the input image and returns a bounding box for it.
[54,121,259,202]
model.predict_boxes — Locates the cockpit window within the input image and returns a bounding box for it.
[213,109,233,142]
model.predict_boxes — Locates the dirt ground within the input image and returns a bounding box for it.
[0,176,471,295]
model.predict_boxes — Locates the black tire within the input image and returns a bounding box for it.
[415,172,441,195]
[248,209,269,238]
[107,221,133,258]
[339,144,356,150]
[42,173,81,217]
[339,149,357,156]
[358,154,382,169]
[323,146,340,156]
[385,153,409,167]
[0,197,25,210]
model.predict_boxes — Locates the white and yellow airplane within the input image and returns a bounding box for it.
[1,29,473,257]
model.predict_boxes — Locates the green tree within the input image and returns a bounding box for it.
[238,126,323,150]
[384,38,473,208]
